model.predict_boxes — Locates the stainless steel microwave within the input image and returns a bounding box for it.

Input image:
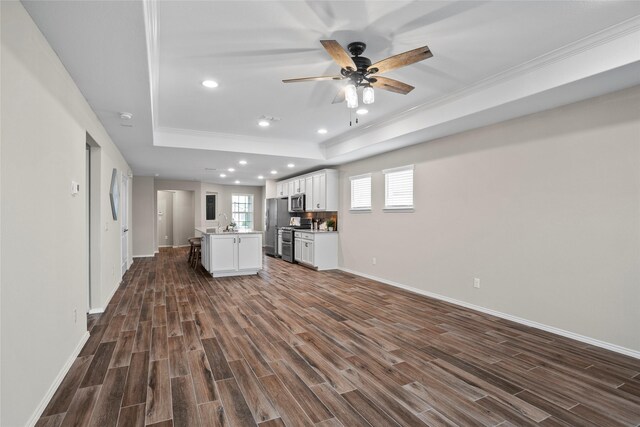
[290,194,305,212]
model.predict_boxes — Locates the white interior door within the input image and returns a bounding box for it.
[121,173,129,276]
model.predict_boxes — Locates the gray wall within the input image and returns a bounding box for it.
[132,176,155,256]
[338,86,640,353]
[172,190,195,247]
[1,2,133,425]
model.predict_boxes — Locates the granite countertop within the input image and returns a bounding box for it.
[195,226,262,235]
[295,230,339,234]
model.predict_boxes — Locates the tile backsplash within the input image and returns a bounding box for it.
[304,211,338,230]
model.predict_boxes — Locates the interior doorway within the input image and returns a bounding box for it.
[86,133,101,312]
[156,190,195,250]
[121,172,129,276]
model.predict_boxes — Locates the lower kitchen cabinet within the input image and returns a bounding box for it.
[294,231,338,270]
[202,232,262,277]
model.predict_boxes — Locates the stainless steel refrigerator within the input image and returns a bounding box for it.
[265,198,290,256]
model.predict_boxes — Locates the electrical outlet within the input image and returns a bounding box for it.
[165,235,168,240]
[474,278,480,289]
[73,308,77,323]
[372,257,377,265]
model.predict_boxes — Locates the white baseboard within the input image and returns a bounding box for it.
[26,331,90,427]
[88,278,122,315]
[133,254,155,258]
[338,267,640,360]
[172,244,190,248]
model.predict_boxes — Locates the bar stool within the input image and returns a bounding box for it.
[191,238,202,268]
[187,237,201,264]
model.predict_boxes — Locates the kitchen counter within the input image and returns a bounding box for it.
[296,230,338,234]
[195,226,262,235]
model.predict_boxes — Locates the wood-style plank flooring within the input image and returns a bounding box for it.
[37,248,640,426]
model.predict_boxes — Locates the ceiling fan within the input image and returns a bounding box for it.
[283,40,433,108]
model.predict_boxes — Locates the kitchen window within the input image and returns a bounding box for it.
[383,165,414,210]
[232,194,254,230]
[350,173,371,211]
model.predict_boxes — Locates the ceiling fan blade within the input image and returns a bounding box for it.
[282,75,344,83]
[371,77,415,95]
[320,40,357,71]
[368,45,433,75]
[332,87,346,104]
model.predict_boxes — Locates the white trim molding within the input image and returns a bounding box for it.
[133,254,156,258]
[339,267,640,360]
[26,331,90,427]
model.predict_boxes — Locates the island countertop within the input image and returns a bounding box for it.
[195,226,262,235]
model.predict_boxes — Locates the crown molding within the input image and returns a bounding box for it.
[322,15,640,150]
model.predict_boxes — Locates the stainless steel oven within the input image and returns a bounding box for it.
[281,228,294,262]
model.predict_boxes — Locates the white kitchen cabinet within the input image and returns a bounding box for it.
[209,234,237,272]
[294,237,303,262]
[294,231,337,270]
[203,232,262,277]
[277,182,288,197]
[278,169,338,212]
[305,176,314,211]
[312,173,326,210]
[292,178,305,194]
[238,234,262,270]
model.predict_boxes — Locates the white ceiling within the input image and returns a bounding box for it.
[23,1,640,186]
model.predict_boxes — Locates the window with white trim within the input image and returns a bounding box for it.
[232,194,254,230]
[383,165,414,209]
[350,174,371,211]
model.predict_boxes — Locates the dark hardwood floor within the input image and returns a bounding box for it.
[37,248,640,426]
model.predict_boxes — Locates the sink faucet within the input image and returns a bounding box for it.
[218,212,228,231]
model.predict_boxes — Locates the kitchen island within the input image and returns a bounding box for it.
[195,227,262,277]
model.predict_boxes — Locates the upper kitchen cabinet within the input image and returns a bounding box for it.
[279,169,338,212]
[276,182,288,197]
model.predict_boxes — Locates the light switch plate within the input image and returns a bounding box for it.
[71,181,80,196]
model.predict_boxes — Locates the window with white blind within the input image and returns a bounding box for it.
[350,174,371,211]
[383,165,414,210]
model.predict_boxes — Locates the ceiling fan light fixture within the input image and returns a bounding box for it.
[345,84,358,109]
[363,86,374,105]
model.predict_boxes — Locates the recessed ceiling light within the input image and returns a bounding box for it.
[258,120,270,127]
[287,163,295,168]
[258,175,264,179]
[228,168,235,172]
[270,170,278,174]
[317,128,328,135]
[154,173,160,177]
[202,80,218,88]
[238,160,247,165]
[219,173,226,178]
[234,180,240,184]
[356,108,368,115]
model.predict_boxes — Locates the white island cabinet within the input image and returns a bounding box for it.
[197,227,262,277]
